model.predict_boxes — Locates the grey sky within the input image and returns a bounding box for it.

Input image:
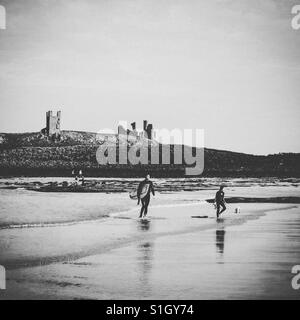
[0,0,299,154]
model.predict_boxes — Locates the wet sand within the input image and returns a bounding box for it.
[1,202,300,300]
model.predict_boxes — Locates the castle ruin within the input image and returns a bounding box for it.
[117,120,153,140]
[45,111,61,137]
[41,111,154,143]
[142,120,153,140]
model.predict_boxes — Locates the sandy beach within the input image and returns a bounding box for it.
[0,180,300,300]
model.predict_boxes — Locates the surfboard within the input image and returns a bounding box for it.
[129,184,150,200]
[191,215,209,219]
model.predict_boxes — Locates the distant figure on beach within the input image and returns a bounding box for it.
[76,169,84,186]
[215,186,226,218]
[79,175,85,186]
[137,174,155,218]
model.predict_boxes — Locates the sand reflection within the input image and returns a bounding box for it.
[136,219,153,296]
[216,226,226,255]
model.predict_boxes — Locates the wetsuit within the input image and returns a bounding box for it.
[137,179,155,218]
[215,190,226,218]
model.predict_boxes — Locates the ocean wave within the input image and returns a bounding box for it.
[0,201,205,230]
[0,216,110,230]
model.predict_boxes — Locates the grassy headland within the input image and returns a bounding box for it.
[0,131,299,177]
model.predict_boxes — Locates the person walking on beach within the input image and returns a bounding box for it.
[137,174,155,218]
[215,185,226,218]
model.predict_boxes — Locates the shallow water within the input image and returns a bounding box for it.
[0,177,299,228]
[2,204,300,300]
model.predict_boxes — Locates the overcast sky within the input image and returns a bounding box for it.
[0,0,299,155]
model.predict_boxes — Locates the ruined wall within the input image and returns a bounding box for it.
[46,111,61,136]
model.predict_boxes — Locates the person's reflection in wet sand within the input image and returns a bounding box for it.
[138,219,151,231]
[216,223,226,255]
[136,219,153,297]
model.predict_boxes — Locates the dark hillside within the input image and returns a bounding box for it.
[0,131,299,177]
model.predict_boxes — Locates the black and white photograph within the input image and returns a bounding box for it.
[0,0,300,304]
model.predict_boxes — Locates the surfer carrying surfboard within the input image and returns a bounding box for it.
[137,174,155,218]
[214,185,226,218]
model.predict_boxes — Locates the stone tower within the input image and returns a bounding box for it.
[46,111,61,136]
[143,120,153,139]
